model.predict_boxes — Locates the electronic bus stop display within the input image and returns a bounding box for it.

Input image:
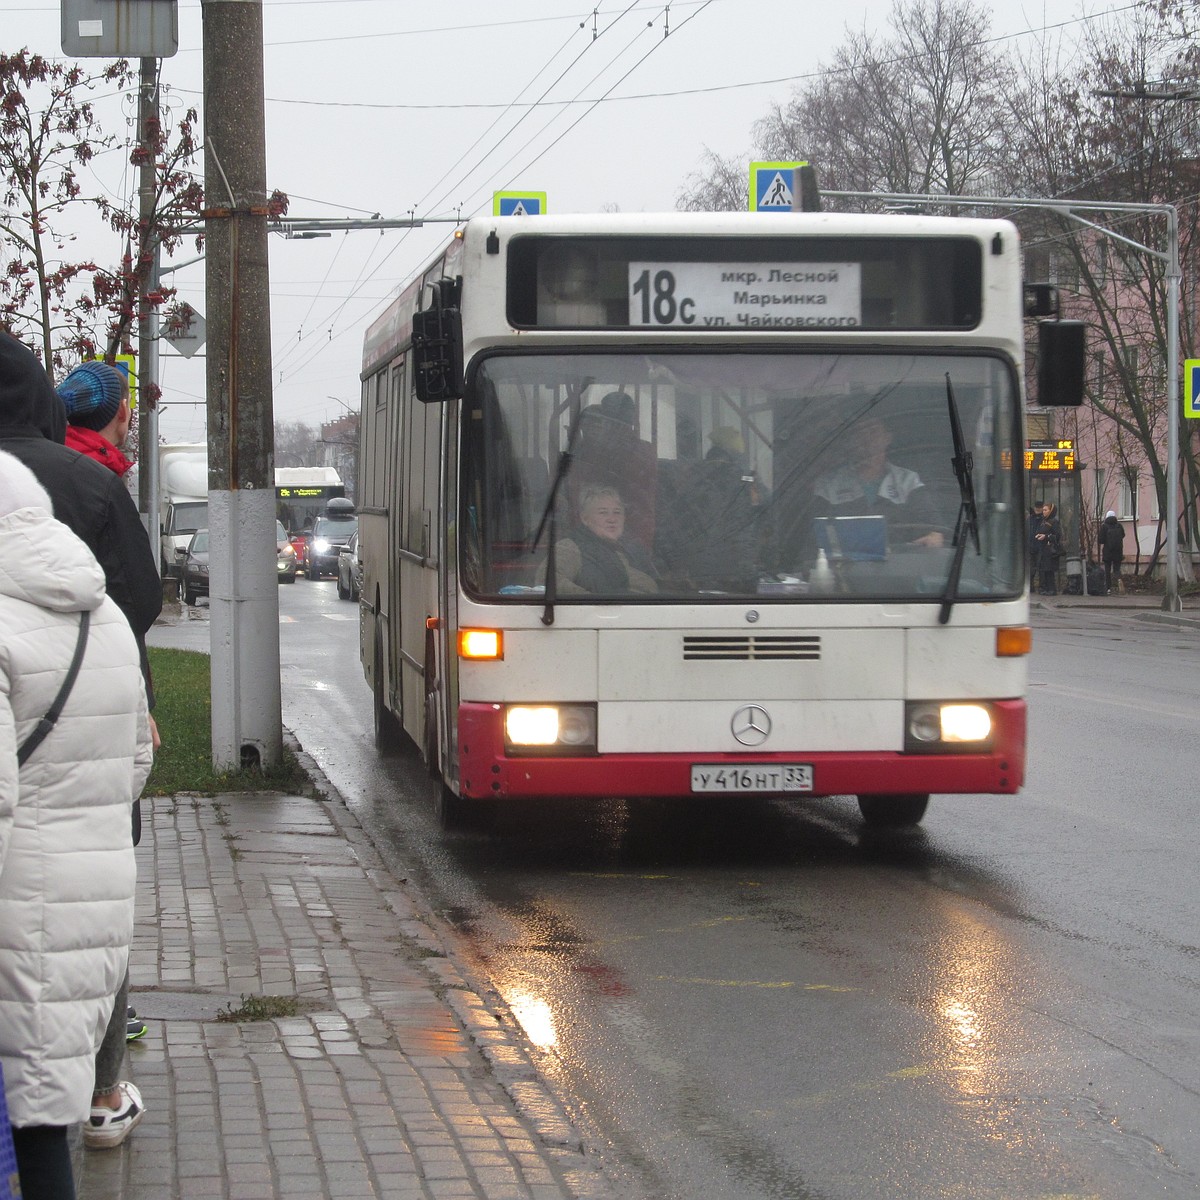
[508,236,983,330]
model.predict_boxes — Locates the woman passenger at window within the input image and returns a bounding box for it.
[553,485,658,595]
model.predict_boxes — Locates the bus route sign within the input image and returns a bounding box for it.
[628,261,861,328]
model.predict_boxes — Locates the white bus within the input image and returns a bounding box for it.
[357,211,1083,826]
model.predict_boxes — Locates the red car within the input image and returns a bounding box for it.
[289,531,308,572]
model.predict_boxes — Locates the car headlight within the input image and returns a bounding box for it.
[904,702,992,753]
[280,544,295,561]
[313,538,330,553]
[505,704,597,755]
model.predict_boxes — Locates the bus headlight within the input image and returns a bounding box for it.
[904,702,993,752]
[505,704,597,755]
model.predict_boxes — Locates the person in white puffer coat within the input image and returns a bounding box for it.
[0,449,153,1200]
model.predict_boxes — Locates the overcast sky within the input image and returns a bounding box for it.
[4,0,1119,445]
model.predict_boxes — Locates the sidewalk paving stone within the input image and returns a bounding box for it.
[73,792,620,1200]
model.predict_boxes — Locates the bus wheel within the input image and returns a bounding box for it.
[433,781,492,830]
[433,783,465,828]
[372,634,406,755]
[857,793,929,828]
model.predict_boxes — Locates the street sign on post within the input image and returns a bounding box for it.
[493,191,547,216]
[1185,358,1200,418]
[162,301,207,358]
[61,0,178,58]
[749,161,809,212]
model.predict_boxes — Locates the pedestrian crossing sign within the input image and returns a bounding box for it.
[1186,359,1200,418]
[89,352,138,410]
[749,161,808,212]
[493,191,547,217]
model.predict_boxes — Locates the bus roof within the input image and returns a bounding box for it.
[275,466,343,487]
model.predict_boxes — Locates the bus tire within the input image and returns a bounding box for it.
[433,781,492,830]
[372,632,406,756]
[857,793,929,828]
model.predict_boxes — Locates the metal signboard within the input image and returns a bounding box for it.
[61,0,179,58]
[1185,358,1200,419]
[493,191,547,217]
[748,161,808,212]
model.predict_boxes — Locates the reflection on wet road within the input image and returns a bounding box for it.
[155,590,1200,1199]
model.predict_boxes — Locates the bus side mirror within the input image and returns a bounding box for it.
[1037,320,1087,407]
[412,277,464,403]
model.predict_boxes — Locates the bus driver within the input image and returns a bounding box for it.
[810,416,945,548]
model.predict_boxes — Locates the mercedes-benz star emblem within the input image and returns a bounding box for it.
[731,704,771,747]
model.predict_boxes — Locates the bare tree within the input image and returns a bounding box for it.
[676,147,751,212]
[0,50,203,385]
[274,421,324,468]
[751,0,1011,201]
[0,50,128,374]
[1001,6,1200,572]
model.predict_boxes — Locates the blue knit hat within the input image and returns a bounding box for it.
[57,361,127,431]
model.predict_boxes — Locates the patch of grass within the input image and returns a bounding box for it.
[146,647,318,797]
[215,993,300,1023]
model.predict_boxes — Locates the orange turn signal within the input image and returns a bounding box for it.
[995,626,1031,657]
[458,629,502,660]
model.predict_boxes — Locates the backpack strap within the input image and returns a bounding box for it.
[17,610,91,767]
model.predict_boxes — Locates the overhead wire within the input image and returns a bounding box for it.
[434,4,660,219]
[463,2,714,217]
[410,13,596,219]
[276,3,657,388]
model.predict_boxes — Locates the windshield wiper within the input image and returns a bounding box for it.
[531,403,588,626]
[939,373,981,625]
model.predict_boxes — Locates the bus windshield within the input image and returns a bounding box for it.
[461,350,1022,603]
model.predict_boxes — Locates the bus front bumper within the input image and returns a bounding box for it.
[454,699,1025,801]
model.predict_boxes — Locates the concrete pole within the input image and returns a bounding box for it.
[201,0,283,769]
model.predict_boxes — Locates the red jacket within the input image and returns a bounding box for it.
[65,425,133,477]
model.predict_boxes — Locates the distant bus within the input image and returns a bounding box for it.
[275,466,344,533]
[357,211,1083,828]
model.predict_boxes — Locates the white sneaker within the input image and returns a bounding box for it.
[84,1080,144,1149]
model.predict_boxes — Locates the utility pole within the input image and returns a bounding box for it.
[201,0,282,769]
[136,57,161,553]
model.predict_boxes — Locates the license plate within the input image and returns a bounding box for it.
[690,764,813,793]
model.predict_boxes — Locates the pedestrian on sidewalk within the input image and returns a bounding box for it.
[58,362,156,1057]
[1099,509,1126,595]
[0,449,153,1200]
[1,336,160,1136]
[1033,501,1063,596]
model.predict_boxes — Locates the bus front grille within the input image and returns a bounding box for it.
[682,635,821,661]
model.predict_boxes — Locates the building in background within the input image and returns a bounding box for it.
[321,413,358,503]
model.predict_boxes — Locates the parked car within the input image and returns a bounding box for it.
[336,531,361,601]
[276,520,297,583]
[306,497,357,579]
[181,529,209,606]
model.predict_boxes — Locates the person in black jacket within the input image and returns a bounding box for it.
[0,334,162,668]
[1032,501,1063,595]
[1098,509,1126,594]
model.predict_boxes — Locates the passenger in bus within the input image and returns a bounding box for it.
[553,485,658,595]
[568,392,656,551]
[810,416,945,548]
[669,426,770,589]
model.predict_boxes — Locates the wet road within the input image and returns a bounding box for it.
[153,589,1200,1200]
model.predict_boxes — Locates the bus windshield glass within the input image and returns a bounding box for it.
[460,350,1022,603]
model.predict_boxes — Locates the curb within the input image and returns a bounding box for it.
[283,733,593,1158]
